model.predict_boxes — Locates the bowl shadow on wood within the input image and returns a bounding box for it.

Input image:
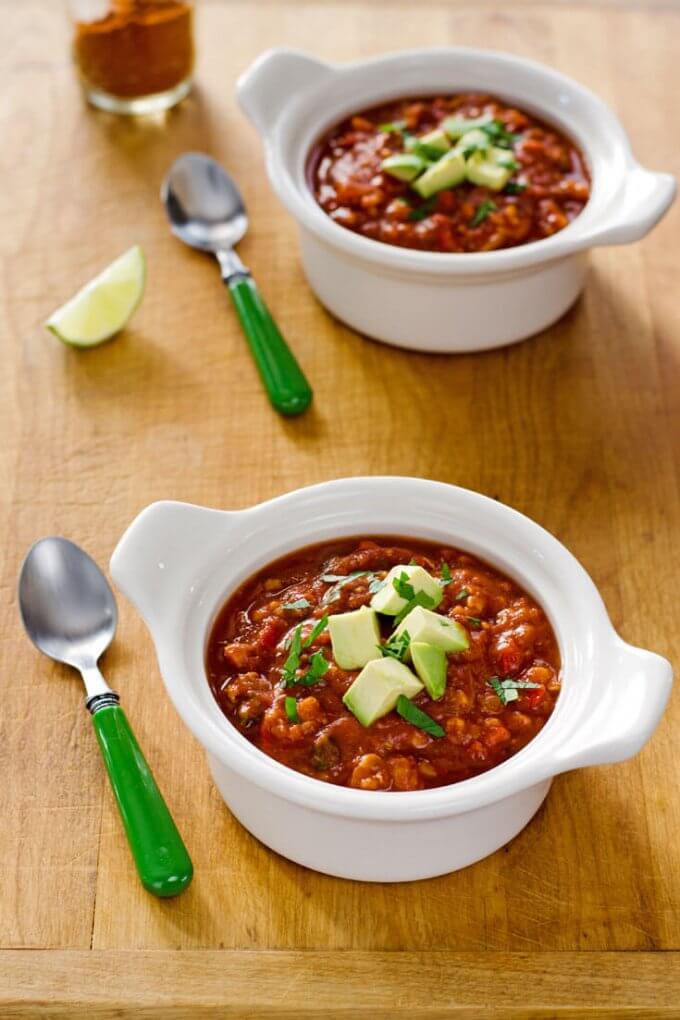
[222,764,660,952]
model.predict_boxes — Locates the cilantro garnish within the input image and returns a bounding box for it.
[440,563,452,586]
[282,598,311,611]
[467,616,483,628]
[280,616,329,687]
[297,650,330,686]
[480,120,522,149]
[505,181,527,195]
[410,140,447,161]
[305,615,329,646]
[408,196,438,222]
[470,200,497,227]
[392,571,436,626]
[378,120,407,134]
[462,142,490,160]
[380,629,411,662]
[284,696,299,723]
[396,695,445,738]
[281,626,304,686]
[368,576,386,595]
[321,571,371,604]
[455,587,470,601]
[488,676,541,706]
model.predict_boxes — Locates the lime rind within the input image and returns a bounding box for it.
[46,245,146,347]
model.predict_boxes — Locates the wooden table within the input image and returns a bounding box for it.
[2,0,679,1015]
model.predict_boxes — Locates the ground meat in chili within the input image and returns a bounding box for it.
[206,537,561,791]
[308,94,590,253]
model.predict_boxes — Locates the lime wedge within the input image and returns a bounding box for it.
[46,245,146,346]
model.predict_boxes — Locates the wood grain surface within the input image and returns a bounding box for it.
[1,0,678,1016]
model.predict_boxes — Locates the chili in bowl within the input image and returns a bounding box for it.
[207,537,562,792]
[110,478,672,882]
[308,94,591,255]
[237,48,675,352]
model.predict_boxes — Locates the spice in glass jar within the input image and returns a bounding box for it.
[69,1,195,114]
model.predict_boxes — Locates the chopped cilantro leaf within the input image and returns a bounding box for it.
[480,120,522,149]
[488,676,542,706]
[380,629,411,662]
[280,616,328,687]
[284,696,299,723]
[281,625,304,686]
[505,181,527,195]
[455,587,470,602]
[396,695,445,738]
[378,120,407,134]
[470,200,497,227]
[298,650,330,686]
[408,196,438,221]
[304,615,329,648]
[282,598,311,611]
[321,571,371,604]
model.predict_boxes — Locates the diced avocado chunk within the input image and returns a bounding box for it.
[465,151,512,191]
[394,606,469,655]
[411,642,448,700]
[418,128,451,154]
[370,564,443,616]
[443,115,493,139]
[453,128,491,154]
[412,150,466,198]
[343,657,423,727]
[329,606,381,670]
[381,153,428,182]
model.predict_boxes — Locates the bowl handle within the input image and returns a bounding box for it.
[110,501,236,634]
[580,165,676,246]
[550,639,672,773]
[237,48,333,138]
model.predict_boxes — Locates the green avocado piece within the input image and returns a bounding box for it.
[465,151,512,191]
[412,150,466,198]
[417,128,451,154]
[342,657,423,727]
[370,564,443,616]
[394,605,470,655]
[381,153,428,182]
[328,606,381,670]
[454,128,492,155]
[410,642,448,700]
[443,115,493,139]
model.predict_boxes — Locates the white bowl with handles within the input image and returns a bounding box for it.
[110,478,672,882]
[236,47,675,353]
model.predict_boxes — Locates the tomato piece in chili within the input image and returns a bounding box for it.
[206,537,561,792]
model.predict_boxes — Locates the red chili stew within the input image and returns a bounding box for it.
[308,94,590,253]
[206,538,561,791]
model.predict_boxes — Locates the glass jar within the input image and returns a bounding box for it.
[68,1,195,115]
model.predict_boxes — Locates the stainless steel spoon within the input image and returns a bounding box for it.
[18,538,193,897]
[162,152,312,417]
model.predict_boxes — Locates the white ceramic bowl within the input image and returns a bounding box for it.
[110,478,672,881]
[236,47,676,353]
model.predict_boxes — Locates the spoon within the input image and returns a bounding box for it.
[162,152,313,417]
[18,537,193,898]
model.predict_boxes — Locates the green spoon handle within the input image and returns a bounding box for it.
[90,703,193,898]
[227,275,313,417]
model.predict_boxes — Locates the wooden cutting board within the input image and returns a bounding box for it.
[1,0,679,1015]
